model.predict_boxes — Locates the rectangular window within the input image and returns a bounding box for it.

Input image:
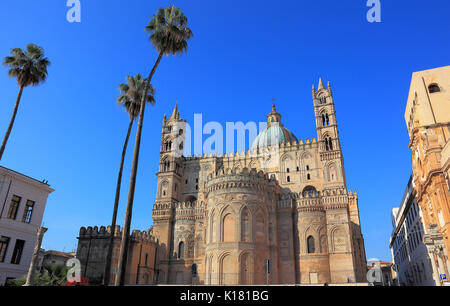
[22,200,35,223]
[0,236,11,262]
[10,239,25,265]
[7,195,21,220]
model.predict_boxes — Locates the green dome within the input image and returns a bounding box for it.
[251,105,298,149]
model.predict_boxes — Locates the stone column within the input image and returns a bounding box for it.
[24,226,47,286]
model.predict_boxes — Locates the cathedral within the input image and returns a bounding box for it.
[152,79,367,285]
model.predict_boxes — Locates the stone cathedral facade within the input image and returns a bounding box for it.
[152,79,367,285]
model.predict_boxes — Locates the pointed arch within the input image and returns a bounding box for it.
[254,209,266,244]
[221,206,236,242]
[239,251,252,285]
[318,226,328,253]
[240,206,251,242]
[209,210,216,243]
[325,162,338,182]
[219,252,234,285]
[159,180,169,197]
[178,241,185,259]
[307,235,315,253]
[320,109,331,126]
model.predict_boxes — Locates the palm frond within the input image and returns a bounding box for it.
[145,6,193,55]
[3,44,50,87]
[117,74,156,120]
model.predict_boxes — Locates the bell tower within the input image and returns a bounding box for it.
[153,104,186,283]
[312,78,346,187]
[157,104,185,202]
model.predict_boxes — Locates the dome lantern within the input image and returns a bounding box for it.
[252,104,298,149]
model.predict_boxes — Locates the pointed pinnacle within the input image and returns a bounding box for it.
[318,78,325,90]
[171,103,179,119]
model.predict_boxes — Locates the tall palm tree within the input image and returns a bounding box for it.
[115,6,193,286]
[103,74,155,286]
[0,44,50,160]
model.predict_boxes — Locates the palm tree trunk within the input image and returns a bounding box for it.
[103,119,133,286]
[0,85,24,161]
[115,51,164,286]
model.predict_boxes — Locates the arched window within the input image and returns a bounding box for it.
[160,181,169,197]
[325,137,333,151]
[185,195,197,203]
[178,241,184,259]
[302,186,317,197]
[210,211,216,243]
[307,173,311,180]
[287,176,290,182]
[307,236,315,253]
[162,160,170,172]
[255,212,266,243]
[241,207,250,242]
[322,113,330,126]
[222,213,235,242]
[428,83,440,93]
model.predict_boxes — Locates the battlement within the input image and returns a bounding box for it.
[206,167,277,182]
[79,225,117,238]
[79,225,157,243]
[183,138,319,161]
[153,200,206,221]
[131,229,158,243]
[205,167,279,194]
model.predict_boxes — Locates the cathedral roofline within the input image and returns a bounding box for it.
[183,138,318,161]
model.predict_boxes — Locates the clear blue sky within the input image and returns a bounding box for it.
[0,0,449,261]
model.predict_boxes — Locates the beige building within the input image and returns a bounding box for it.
[152,79,367,285]
[405,65,450,285]
[0,166,54,285]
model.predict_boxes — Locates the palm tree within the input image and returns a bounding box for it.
[102,74,155,286]
[115,6,193,286]
[0,44,50,160]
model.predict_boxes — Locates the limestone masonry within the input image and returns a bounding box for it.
[78,78,368,285]
[152,78,367,284]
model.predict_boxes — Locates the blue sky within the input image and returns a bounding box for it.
[0,0,449,260]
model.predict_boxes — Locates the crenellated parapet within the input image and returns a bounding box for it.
[173,200,206,220]
[78,225,158,244]
[131,229,158,244]
[183,139,319,162]
[79,225,120,238]
[205,167,279,196]
[152,202,176,221]
[153,200,206,221]
[294,187,354,212]
[321,187,349,209]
